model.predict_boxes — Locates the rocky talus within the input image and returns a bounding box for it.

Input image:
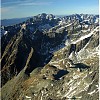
[1,14,99,100]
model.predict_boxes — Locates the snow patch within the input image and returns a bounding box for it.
[73,75,80,79]
[72,26,99,44]
[51,84,53,86]
[95,18,99,23]
[4,31,8,35]
[95,85,98,88]
[25,96,32,99]
[88,90,96,95]
[21,24,26,30]
[89,71,93,74]
[84,25,88,28]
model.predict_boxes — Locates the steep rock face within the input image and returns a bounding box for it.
[1,26,99,100]
[1,23,68,86]
[1,25,21,55]
[1,14,99,100]
[1,31,34,86]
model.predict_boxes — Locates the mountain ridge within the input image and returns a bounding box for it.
[1,13,99,100]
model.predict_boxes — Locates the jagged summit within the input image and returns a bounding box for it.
[1,14,99,100]
[36,13,55,20]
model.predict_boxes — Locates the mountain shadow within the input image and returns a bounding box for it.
[25,52,53,76]
[53,70,69,80]
[70,63,90,72]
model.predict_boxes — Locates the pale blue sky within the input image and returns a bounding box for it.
[1,0,99,19]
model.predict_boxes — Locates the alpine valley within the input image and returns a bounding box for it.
[1,13,99,100]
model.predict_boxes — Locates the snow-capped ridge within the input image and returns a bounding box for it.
[72,26,99,44]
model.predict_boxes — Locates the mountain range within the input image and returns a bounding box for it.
[1,13,99,100]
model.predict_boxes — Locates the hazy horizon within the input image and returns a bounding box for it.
[1,13,99,20]
[1,0,99,19]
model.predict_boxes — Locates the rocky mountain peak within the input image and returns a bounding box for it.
[1,13,99,100]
